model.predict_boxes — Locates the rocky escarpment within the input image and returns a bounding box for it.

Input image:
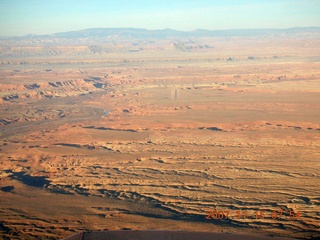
[0,78,107,102]
[0,77,107,126]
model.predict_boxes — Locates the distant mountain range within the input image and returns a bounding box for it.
[3,27,320,40]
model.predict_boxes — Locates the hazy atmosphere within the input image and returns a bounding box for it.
[0,0,319,240]
[0,0,320,36]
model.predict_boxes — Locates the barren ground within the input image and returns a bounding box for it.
[0,36,319,239]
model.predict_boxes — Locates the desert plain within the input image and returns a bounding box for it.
[0,29,319,239]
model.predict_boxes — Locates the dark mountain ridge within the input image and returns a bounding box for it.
[3,27,320,40]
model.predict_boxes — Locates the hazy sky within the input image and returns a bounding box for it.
[0,0,319,36]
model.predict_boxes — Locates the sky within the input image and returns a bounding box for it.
[0,0,319,36]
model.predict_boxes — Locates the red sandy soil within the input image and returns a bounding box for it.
[0,36,319,239]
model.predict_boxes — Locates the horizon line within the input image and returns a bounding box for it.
[1,26,320,38]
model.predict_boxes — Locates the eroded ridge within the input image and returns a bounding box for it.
[1,34,320,239]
